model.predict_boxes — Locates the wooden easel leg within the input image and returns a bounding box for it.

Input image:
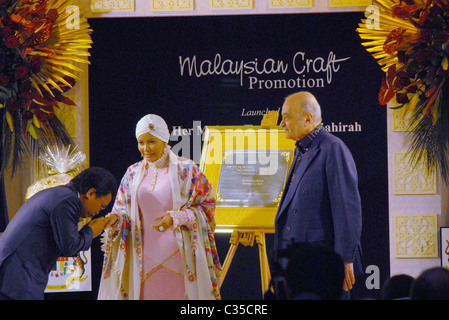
[255,232,271,296]
[221,230,241,282]
[220,230,272,296]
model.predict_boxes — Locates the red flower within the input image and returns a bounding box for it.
[2,26,14,37]
[7,100,21,111]
[30,56,43,73]
[20,79,31,93]
[392,3,422,19]
[22,110,33,120]
[47,9,59,22]
[15,65,29,79]
[435,31,448,44]
[4,35,19,48]
[396,93,409,104]
[397,71,411,87]
[420,28,432,43]
[0,74,9,86]
[414,48,438,65]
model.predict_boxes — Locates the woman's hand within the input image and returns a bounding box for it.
[152,212,173,232]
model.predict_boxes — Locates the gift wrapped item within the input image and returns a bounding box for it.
[25,145,88,228]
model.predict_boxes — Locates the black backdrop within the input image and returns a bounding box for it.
[46,12,388,300]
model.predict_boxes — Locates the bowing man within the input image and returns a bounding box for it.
[0,167,117,300]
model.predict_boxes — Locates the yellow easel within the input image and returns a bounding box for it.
[200,111,292,297]
[220,111,279,296]
[220,227,274,296]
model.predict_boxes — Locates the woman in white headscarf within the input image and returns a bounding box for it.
[98,114,221,300]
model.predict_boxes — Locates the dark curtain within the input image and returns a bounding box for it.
[88,13,388,299]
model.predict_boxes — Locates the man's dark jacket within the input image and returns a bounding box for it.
[275,129,362,272]
[0,182,93,299]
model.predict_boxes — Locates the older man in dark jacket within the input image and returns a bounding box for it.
[274,92,362,299]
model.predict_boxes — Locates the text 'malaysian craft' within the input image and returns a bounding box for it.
[179,52,351,90]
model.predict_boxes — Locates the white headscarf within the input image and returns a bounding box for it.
[135,114,170,143]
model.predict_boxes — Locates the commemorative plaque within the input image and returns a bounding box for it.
[215,150,291,207]
[200,126,296,230]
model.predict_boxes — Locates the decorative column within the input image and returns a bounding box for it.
[388,107,448,277]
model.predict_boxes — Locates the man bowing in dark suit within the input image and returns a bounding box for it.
[0,167,117,300]
[273,91,362,299]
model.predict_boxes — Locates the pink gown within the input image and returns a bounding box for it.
[136,166,187,300]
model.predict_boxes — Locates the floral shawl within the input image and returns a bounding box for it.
[98,150,222,300]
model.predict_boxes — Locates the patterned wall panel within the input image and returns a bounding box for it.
[210,0,254,10]
[152,0,194,11]
[328,0,372,7]
[91,0,135,12]
[393,152,437,195]
[394,214,439,258]
[269,0,313,8]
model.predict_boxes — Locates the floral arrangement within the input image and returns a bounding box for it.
[0,0,92,176]
[358,0,449,181]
